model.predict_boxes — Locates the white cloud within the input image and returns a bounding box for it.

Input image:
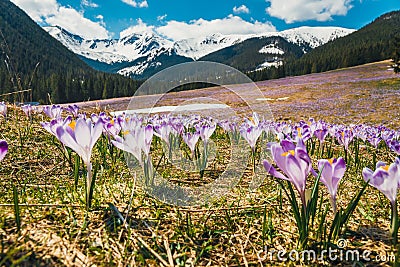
[45,7,109,39]
[11,0,109,39]
[119,19,155,38]
[138,0,148,8]
[81,0,98,8]
[121,0,148,8]
[157,14,167,21]
[11,0,58,22]
[156,15,276,41]
[233,5,250,14]
[266,0,353,23]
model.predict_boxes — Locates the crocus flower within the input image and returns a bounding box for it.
[41,116,72,137]
[142,124,154,158]
[55,117,103,166]
[336,128,354,150]
[363,158,400,244]
[294,122,311,142]
[196,121,216,145]
[65,104,80,117]
[21,104,33,118]
[0,140,8,161]
[388,139,400,155]
[314,128,328,143]
[43,104,63,119]
[55,117,103,209]
[112,123,153,163]
[182,131,200,156]
[240,124,263,152]
[316,157,346,213]
[0,102,7,118]
[154,121,173,145]
[104,116,123,137]
[263,138,312,207]
[362,160,400,206]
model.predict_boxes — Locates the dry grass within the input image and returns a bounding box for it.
[1,61,400,266]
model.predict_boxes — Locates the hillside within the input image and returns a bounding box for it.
[45,25,353,79]
[0,0,139,104]
[280,10,400,77]
[199,36,303,72]
[75,60,399,128]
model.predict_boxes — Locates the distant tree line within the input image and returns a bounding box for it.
[0,0,141,104]
[250,11,400,81]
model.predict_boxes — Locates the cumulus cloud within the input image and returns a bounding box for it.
[119,19,155,38]
[11,0,109,39]
[81,0,98,8]
[46,7,109,39]
[11,0,58,22]
[156,15,276,41]
[121,0,148,8]
[266,0,353,23]
[233,5,250,14]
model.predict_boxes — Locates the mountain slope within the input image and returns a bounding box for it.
[0,0,138,104]
[200,36,304,72]
[283,10,400,76]
[199,27,354,72]
[46,26,353,79]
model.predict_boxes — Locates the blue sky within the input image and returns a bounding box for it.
[11,0,400,40]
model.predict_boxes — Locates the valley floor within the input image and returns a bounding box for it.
[76,60,400,128]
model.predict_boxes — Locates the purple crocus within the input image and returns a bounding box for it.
[43,105,63,119]
[64,104,80,117]
[240,124,263,152]
[316,157,346,213]
[142,124,154,158]
[154,121,173,145]
[196,121,216,145]
[388,139,400,155]
[104,116,123,137]
[263,138,312,207]
[41,116,73,137]
[336,128,354,151]
[182,131,200,157]
[112,123,153,163]
[314,128,328,144]
[362,160,400,206]
[55,117,103,166]
[363,158,400,243]
[21,104,33,118]
[0,140,8,161]
[55,117,103,209]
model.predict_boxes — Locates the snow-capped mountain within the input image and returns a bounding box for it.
[45,25,174,64]
[44,26,354,78]
[174,33,254,60]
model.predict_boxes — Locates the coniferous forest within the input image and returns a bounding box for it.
[0,0,140,104]
[249,11,400,81]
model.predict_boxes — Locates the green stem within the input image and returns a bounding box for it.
[86,163,92,211]
[391,201,398,245]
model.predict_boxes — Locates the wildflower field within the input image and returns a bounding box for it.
[1,61,400,266]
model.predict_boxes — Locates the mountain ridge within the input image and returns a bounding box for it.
[44,25,354,79]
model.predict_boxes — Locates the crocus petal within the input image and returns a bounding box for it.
[74,119,91,150]
[362,167,374,183]
[263,160,289,181]
[0,140,8,161]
